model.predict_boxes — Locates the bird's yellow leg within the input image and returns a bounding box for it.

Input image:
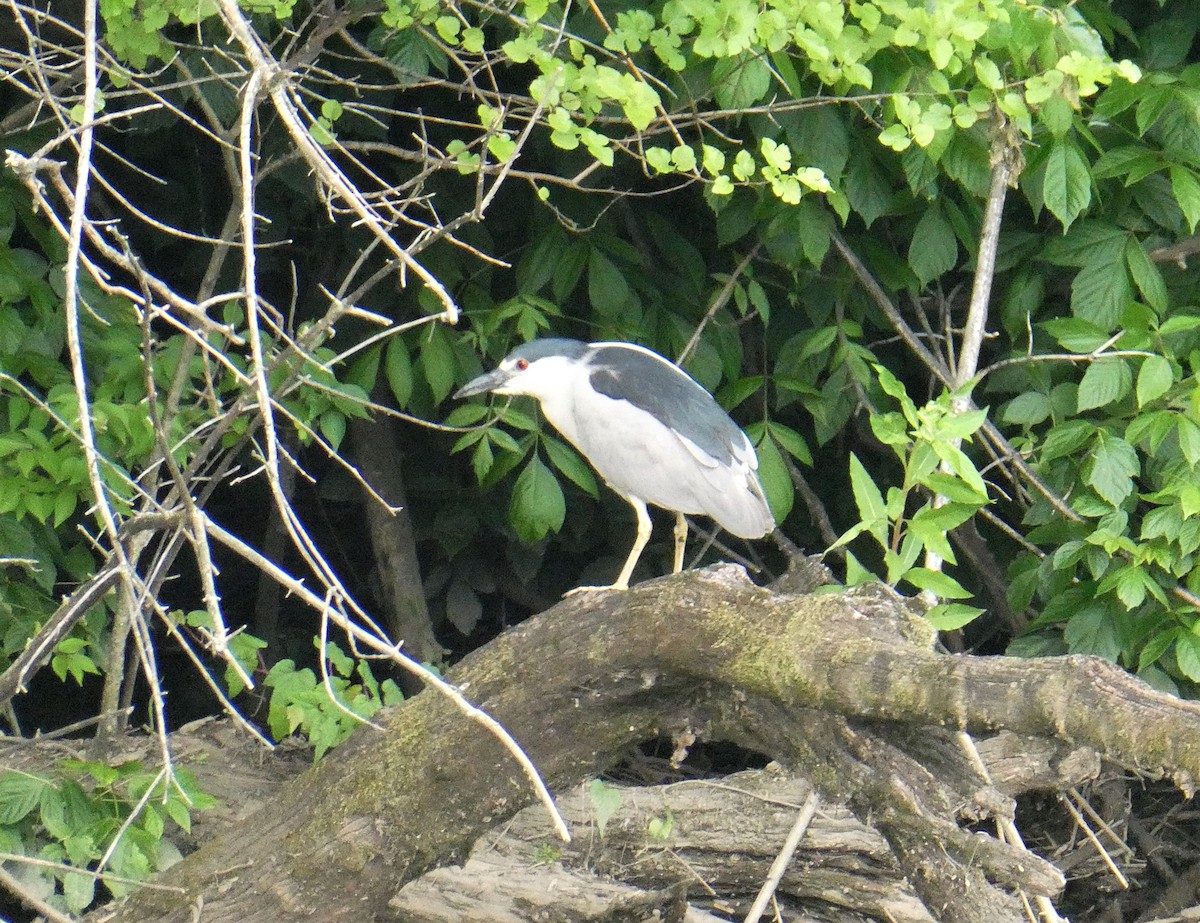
[672,512,687,574]
[565,499,651,595]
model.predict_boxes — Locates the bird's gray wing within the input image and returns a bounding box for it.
[587,348,742,467]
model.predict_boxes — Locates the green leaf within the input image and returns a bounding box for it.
[712,53,771,109]
[842,549,873,585]
[346,345,382,394]
[1042,141,1092,231]
[1160,315,1200,337]
[647,811,674,840]
[926,603,985,631]
[920,472,988,504]
[1040,420,1095,462]
[1085,431,1139,507]
[385,338,413,408]
[318,410,346,450]
[908,204,957,286]
[1002,392,1052,426]
[1076,359,1131,412]
[588,250,633,316]
[320,98,344,122]
[1138,628,1177,673]
[869,411,909,449]
[847,453,887,547]
[909,503,975,561]
[1136,355,1173,407]
[1125,238,1167,314]
[754,434,793,525]
[904,567,973,599]
[1070,258,1131,329]
[1175,631,1200,682]
[1043,317,1110,352]
[0,772,48,824]
[1063,605,1121,661]
[874,364,918,425]
[1177,417,1200,466]
[1170,165,1200,233]
[509,454,565,543]
[309,119,336,146]
[589,779,622,838]
[64,870,96,913]
[767,422,812,465]
[420,327,455,405]
[929,442,989,498]
[542,437,598,497]
[38,784,69,839]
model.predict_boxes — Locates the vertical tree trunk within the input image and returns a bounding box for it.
[349,418,442,664]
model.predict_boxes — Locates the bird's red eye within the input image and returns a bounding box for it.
[515,358,530,371]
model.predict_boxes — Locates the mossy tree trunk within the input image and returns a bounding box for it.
[98,566,1200,922]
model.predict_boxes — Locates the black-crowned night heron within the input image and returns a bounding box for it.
[455,338,775,590]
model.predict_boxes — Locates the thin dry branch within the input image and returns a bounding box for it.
[214,0,461,325]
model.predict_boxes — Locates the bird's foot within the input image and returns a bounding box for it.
[563,583,628,597]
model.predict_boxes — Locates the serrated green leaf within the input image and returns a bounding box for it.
[1076,359,1131,412]
[1002,392,1052,426]
[165,796,192,833]
[1139,628,1177,673]
[1043,317,1111,352]
[1043,141,1092,231]
[0,772,49,824]
[1070,259,1131,330]
[1136,355,1173,407]
[1064,605,1121,661]
[63,870,95,913]
[1176,631,1200,681]
[713,49,771,109]
[318,410,346,450]
[1040,419,1095,462]
[1125,238,1167,314]
[38,785,69,839]
[1085,431,1138,507]
[471,438,494,482]
[908,204,957,286]
[1178,417,1200,466]
[1170,165,1200,233]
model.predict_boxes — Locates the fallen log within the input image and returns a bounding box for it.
[90,566,1200,922]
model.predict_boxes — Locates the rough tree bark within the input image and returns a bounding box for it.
[92,565,1200,922]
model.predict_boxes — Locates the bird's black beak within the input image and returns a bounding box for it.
[454,368,512,399]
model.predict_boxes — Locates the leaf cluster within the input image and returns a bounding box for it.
[0,760,214,915]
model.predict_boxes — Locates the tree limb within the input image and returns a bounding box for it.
[97,567,1200,922]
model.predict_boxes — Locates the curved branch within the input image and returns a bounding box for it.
[102,568,1200,922]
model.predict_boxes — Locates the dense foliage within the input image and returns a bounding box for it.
[3,0,1200,914]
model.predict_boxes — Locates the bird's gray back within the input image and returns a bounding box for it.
[586,344,743,466]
